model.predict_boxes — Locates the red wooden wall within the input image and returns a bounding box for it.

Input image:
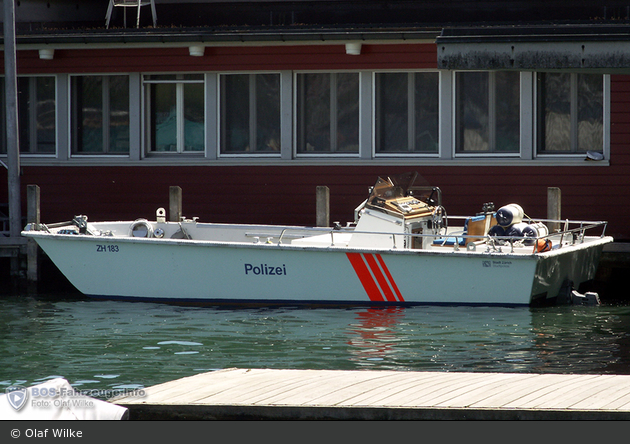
[13,43,439,74]
[1,162,626,239]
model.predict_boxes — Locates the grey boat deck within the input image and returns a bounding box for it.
[112,368,630,420]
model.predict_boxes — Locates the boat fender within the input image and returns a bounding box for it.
[522,222,549,246]
[505,222,529,238]
[129,219,154,238]
[487,224,505,237]
[495,204,524,227]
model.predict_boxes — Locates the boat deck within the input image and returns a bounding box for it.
[112,368,630,420]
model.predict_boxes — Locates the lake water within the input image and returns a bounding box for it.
[2,292,630,400]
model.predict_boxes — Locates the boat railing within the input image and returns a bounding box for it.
[32,215,609,253]
[276,226,352,246]
[275,217,609,253]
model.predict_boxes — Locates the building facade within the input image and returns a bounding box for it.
[1,1,628,241]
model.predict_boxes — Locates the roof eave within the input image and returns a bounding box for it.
[8,26,442,48]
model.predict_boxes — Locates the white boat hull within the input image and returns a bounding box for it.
[21,173,613,306]
[25,228,611,306]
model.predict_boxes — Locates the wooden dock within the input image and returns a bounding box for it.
[112,368,630,420]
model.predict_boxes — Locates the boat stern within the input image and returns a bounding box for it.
[530,235,613,305]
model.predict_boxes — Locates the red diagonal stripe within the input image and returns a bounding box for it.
[346,253,384,302]
[364,253,397,302]
[375,254,404,302]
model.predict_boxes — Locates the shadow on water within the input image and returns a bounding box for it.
[2,289,630,398]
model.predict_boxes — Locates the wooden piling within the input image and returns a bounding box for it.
[26,185,40,287]
[316,186,330,227]
[547,187,561,233]
[169,186,182,222]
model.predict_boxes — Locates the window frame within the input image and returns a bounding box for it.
[0,75,57,157]
[534,72,609,158]
[373,70,441,158]
[453,70,521,158]
[3,67,610,167]
[143,74,205,155]
[69,74,131,157]
[218,72,282,158]
[294,71,362,158]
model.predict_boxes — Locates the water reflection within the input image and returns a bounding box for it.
[344,305,630,375]
[344,305,541,372]
[1,295,630,398]
[529,306,629,374]
[347,308,406,366]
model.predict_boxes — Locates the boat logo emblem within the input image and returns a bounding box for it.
[5,385,28,411]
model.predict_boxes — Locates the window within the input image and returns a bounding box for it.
[144,74,204,153]
[1,68,607,164]
[455,71,520,154]
[71,75,129,154]
[537,73,603,154]
[0,76,56,154]
[375,72,439,154]
[220,74,281,154]
[296,72,359,154]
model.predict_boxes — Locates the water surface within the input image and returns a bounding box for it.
[2,294,630,399]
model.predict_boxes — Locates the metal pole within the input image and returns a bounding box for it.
[4,0,22,276]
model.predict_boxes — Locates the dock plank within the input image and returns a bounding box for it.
[496,374,602,409]
[140,368,252,403]
[112,368,630,420]
[469,373,588,408]
[545,375,625,409]
[254,371,407,406]
[394,372,498,407]
[517,375,609,409]
[591,384,630,410]
[200,369,352,405]
[275,370,398,406]
[334,372,444,406]
[301,371,421,407]
[431,372,531,407]
[570,380,630,410]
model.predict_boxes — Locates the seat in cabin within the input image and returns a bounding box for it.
[432,214,489,247]
[106,0,157,28]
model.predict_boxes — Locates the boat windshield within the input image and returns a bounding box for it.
[369,172,418,202]
[367,172,439,208]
